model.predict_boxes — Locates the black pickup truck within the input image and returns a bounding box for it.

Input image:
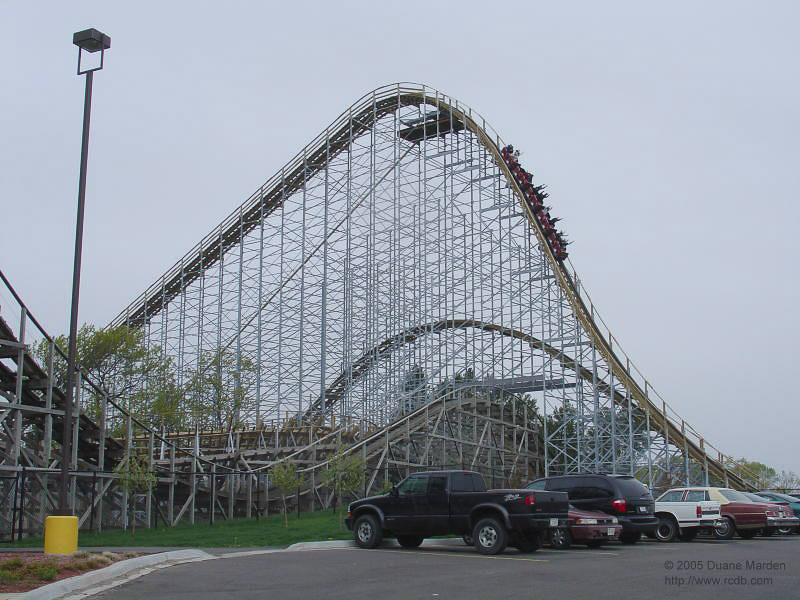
[345,470,569,554]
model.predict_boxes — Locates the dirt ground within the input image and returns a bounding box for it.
[0,551,136,593]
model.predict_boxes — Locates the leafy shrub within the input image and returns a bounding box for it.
[0,569,20,582]
[0,557,23,570]
[30,563,59,581]
[65,560,89,571]
[86,557,109,569]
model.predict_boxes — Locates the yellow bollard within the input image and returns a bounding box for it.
[44,516,79,554]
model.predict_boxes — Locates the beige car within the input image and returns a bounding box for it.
[667,487,775,539]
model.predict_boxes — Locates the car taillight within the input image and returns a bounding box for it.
[696,505,702,518]
[611,498,627,514]
[525,495,535,506]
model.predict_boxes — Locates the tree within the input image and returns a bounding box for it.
[774,470,800,491]
[400,366,428,413]
[272,462,305,528]
[320,446,365,523]
[730,458,777,488]
[184,350,258,431]
[114,454,156,536]
[33,324,180,431]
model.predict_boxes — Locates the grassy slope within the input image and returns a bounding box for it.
[2,510,352,549]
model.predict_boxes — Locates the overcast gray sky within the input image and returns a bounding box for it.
[1,1,798,473]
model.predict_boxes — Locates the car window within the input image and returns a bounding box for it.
[587,486,614,498]
[546,477,577,493]
[450,473,474,492]
[583,477,614,499]
[471,474,487,492]
[685,490,709,502]
[525,480,546,491]
[743,493,767,502]
[428,476,447,495]
[397,475,427,496]
[612,477,652,499]
[719,489,751,502]
[659,490,683,502]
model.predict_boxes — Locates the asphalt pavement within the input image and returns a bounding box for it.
[90,536,800,600]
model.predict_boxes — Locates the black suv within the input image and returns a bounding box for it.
[525,474,658,543]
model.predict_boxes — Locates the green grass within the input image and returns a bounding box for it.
[1,510,352,549]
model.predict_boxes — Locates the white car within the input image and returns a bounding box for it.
[653,488,722,541]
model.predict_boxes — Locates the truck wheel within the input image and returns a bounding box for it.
[397,535,424,548]
[738,529,758,540]
[353,514,383,549]
[473,518,508,555]
[549,528,572,549]
[678,529,698,542]
[620,531,641,544]
[655,517,678,542]
[462,534,473,546]
[713,517,735,540]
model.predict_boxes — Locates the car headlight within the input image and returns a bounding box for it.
[575,518,598,525]
[610,517,618,524]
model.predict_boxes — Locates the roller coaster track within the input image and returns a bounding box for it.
[108,83,754,491]
[1,84,762,539]
[312,319,624,413]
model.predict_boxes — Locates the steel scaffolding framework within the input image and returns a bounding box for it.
[1,84,762,538]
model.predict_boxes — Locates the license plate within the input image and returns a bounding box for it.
[608,528,615,536]
[550,518,558,527]
[638,506,647,513]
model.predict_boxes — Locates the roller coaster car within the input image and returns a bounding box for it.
[398,109,465,143]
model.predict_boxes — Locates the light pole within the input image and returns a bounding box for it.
[45,27,110,554]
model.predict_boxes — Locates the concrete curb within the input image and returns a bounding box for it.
[18,549,214,600]
[285,540,356,551]
[284,538,465,551]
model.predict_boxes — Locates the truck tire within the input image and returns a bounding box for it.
[473,517,509,555]
[620,531,641,544]
[678,529,698,542]
[353,514,383,549]
[713,516,735,540]
[655,517,678,542]
[776,527,793,535]
[549,528,571,549]
[738,528,758,539]
[397,535,424,548]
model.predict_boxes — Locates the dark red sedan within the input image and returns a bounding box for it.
[549,506,623,549]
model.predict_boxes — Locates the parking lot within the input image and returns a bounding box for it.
[93,536,799,600]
